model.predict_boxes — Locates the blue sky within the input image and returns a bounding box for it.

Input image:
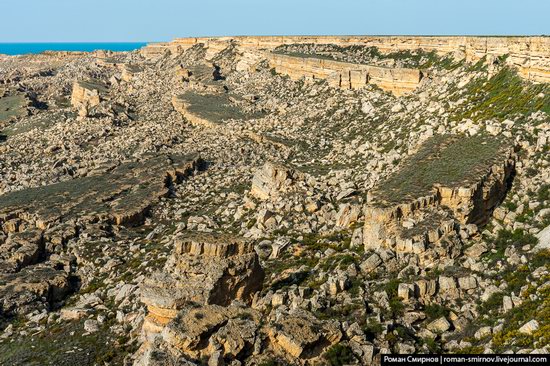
[1,0,548,42]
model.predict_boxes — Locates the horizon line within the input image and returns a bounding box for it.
[1,33,549,43]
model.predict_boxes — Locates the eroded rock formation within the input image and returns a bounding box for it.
[0,155,201,317]
[1,34,549,365]
[71,80,108,116]
[268,53,423,96]
[143,36,550,83]
[363,135,516,255]
[137,232,265,364]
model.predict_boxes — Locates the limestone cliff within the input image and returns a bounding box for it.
[142,35,550,83]
[363,135,516,257]
[268,53,423,96]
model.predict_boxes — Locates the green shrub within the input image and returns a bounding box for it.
[363,320,384,341]
[424,304,451,320]
[532,249,550,269]
[478,291,504,316]
[389,297,405,317]
[384,279,400,298]
[324,344,355,366]
[421,337,442,353]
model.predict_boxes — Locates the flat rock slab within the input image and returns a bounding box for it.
[0,154,201,228]
[172,91,264,127]
[0,264,70,315]
[0,154,201,317]
[0,94,28,123]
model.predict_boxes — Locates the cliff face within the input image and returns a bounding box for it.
[362,135,516,258]
[2,32,550,364]
[142,35,550,83]
[267,53,423,96]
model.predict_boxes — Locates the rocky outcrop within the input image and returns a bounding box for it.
[70,80,106,111]
[172,95,217,129]
[363,135,516,253]
[268,53,423,96]
[136,233,265,364]
[143,36,550,83]
[154,304,260,363]
[0,155,201,316]
[171,91,262,128]
[266,309,342,360]
[172,93,290,153]
[250,162,301,200]
[139,233,264,334]
[0,154,201,229]
[136,304,342,366]
[136,232,342,365]
[0,264,71,316]
[121,64,143,82]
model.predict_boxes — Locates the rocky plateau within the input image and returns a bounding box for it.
[0,36,549,365]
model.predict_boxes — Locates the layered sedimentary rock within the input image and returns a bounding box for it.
[136,305,342,366]
[172,95,218,129]
[250,162,302,200]
[172,92,290,153]
[121,64,143,82]
[148,304,261,363]
[2,32,550,363]
[142,36,550,83]
[363,135,516,253]
[172,91,263,129]
[136,231,343,365]
[70,80,106,109]
[0,264,72,316]
[140,233,264,334]
[136,233,265,364]
[268,53,423,96]
[266,309,342,360]
[0,155,201,316]
[0,154,201,229]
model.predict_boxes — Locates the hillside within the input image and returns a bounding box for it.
[0,36,549,365]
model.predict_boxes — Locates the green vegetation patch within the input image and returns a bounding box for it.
[0,319,137,366]
[0,154,196,226]
[323,344,356,366]
[450,67,550,122]
[424,303,451,320]
[0,95,27,123]
[177,91,265,124]
[273,44,463,70]
[371,134,509,207]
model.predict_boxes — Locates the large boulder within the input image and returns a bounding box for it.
[266,309,342,360]
[70,80,107,116]
[250,162,300,200]
[534,224,550,252]
[140,232,264,334]
[71,80,105,109]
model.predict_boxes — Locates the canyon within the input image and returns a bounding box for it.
[0,35,548,365]
[143,36,550,83]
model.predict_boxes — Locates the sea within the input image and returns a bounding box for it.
[0,42,148,56]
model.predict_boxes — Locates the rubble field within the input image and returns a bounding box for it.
[0,36,549,365]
